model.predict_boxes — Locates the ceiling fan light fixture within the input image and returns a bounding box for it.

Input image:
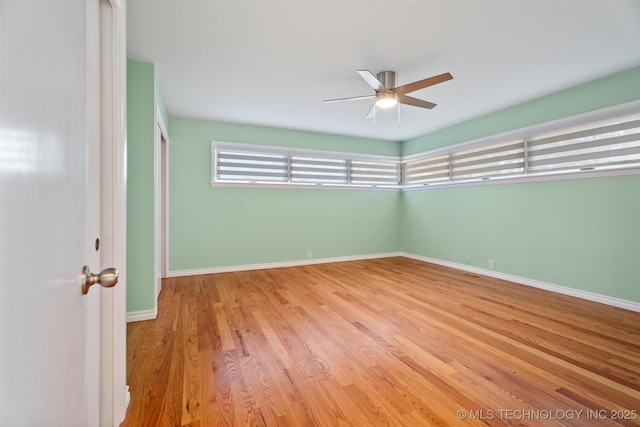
[375,92,397,109]
[324,69,452,120]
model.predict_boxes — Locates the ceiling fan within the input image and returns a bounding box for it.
[323,70,453,118]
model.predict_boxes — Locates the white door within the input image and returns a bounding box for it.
[0,1,105,425]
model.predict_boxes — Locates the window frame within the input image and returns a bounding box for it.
[211,142,402,191]
[210,101,640,192]
[402,100,640,191]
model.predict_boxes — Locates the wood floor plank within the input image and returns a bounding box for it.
[121,257,640,426]
[182,298,200,425]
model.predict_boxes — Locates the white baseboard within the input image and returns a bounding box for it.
[126,308,157,323]
[401,252,640,313]
[124,385,130,411]
[142,252,638,316]
[166,252,404,278]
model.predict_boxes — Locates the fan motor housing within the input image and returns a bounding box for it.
[376,71,396,90]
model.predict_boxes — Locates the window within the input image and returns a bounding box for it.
[212,142,401,189]
[451,139,525,180]
[350,160,402,185]
[403,154,450,185]
[212,102,639,191]
[526,114,640,174]
[403,101,640,188]
[290,156,348,184]
[216,150,289,182]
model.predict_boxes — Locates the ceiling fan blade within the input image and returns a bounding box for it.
[392,72,453,96]
[365,103,376,119]
[322,94,376,103]
[357,70,386,92]
[397,94,437,109]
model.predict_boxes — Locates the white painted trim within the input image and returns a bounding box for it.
[153,104,170,302]
[126,309,158,323]
[154,103,170,304]
[210,181,401,191]
[98,0,128,424]
[167,252,404,278]
[156,104,169,142]
[166,252,639,313]
[162,134,170,279]
[157,109,169,279]
[124,386,130,412]
[401,253,640,313]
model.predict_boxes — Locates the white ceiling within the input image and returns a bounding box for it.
[127,0,640,142]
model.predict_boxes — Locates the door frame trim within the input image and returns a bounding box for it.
[99,0,128,424]
[154,103,169,301]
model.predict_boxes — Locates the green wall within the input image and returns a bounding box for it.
[126,59,169,313]
[401,176,640,302]
[401,66,640,302]
[127,65,640,316]
[168,117,401,271]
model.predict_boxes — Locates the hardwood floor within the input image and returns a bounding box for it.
[121,257,640,426]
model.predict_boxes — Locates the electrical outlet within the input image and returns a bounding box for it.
[465,255,470,265]
[307,250,312,259]
[488,259,495,270]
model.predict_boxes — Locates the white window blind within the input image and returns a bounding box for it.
[451,140,525,180]
[350,160,401,185]
[290,156,348,184]
[403,140,525,185]
[216,150,289,182]
[403,154,450,185]
[403,103,640,188]
[527,116,640,174]
[212,142,400,189]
